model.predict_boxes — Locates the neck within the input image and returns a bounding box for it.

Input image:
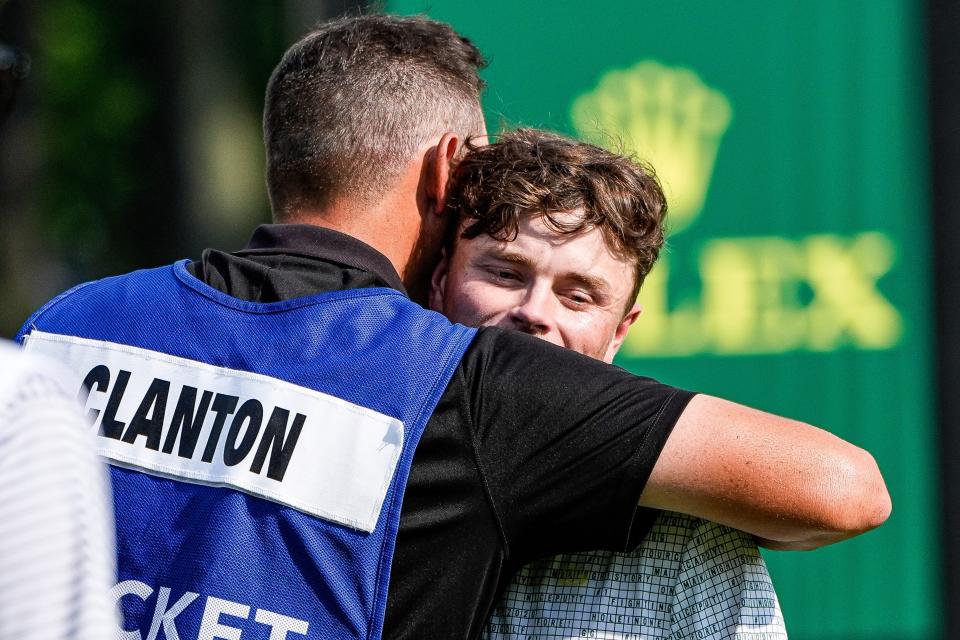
[281,193,420,284]
[272,148,437,303]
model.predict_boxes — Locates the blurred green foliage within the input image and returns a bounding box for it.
[35,0,164,275]
[1,0,366,336]
[30,0,288,278]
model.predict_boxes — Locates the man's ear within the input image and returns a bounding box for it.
[429,248,450,312]
[604,302,642,363]
[424,132,460,215]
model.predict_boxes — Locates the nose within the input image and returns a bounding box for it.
[508,288,553,336]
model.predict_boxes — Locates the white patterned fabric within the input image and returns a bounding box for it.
[485,512,787,640]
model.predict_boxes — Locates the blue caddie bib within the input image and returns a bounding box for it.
[17,260,476,640]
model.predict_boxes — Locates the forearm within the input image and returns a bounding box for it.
[640,394,892,549]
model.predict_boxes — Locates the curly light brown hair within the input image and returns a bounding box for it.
[443,128,668,304]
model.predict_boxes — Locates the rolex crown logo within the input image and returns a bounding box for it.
[571,61,732,235]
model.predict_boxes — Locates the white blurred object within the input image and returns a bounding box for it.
[0,340,117,640]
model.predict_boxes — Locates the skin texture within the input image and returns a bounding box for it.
[645,394,891,549]
[430,211,641,363]
[431,213,892,549]
[289,132,463,305]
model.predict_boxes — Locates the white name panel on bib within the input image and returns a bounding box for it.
[24,330,404,533]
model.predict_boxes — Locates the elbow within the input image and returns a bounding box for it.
[826,447,892,536]
[764,448,891,552]
[766,447,891,551]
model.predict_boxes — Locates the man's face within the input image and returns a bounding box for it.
[430,211,641,363]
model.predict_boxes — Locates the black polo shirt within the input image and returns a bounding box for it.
[188,224,694,640]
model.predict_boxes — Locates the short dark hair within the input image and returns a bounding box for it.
[444,129,668,303]
[264,13,488,219]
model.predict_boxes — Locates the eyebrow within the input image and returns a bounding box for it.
[480,247,537,269]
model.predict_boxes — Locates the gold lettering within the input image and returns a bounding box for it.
[622,232,902,357]
[804,233,901,350]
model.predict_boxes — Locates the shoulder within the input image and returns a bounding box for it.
[16,265,179,343]
[458,326,693,424]
[458,325,627,386]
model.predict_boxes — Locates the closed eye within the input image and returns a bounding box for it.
[558,274,612,309]
[565,290,593,305]
[488,267,522,283]
[557,288,597,309]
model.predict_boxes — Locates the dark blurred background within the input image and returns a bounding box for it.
[1,1,958,639]
[0,0,363,334]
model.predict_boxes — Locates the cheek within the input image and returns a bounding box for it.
[558,312,618,359]
[443,279,513,326]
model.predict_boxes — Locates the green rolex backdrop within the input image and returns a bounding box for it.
[388,1,938,638]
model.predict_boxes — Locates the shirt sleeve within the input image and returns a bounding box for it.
[461,327,695,564]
